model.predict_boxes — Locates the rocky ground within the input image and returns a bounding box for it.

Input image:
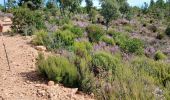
[0,35,94,100]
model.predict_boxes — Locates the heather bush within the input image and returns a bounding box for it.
[37,53,78,87]
[165,25,170,37]
[154,51,167,60]
[86,24,105,42]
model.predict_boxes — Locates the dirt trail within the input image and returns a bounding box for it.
[0,35,93,100]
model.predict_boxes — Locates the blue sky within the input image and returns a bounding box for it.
[0,0,165,7]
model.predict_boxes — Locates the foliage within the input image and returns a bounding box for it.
[101,36,115,46]
[131,57,170,87]
[165,25,170,37]
[73,41,92,59]
[12,7,45,35]
[32,30,49,45]
[49,30,75,49]
[75,58,95,93]
[86,24,105,42]
[18,0,44,10]
[91,51,121,79]
[70,26,84,38]
[32,29,75,50]
[46,0,56,9]
[121,38,144,55]
[37,53,78,87]
[100,0,120,29]
[89,8,98,22]
[154,51,167,60]
[111,31,128,46]
[85,0,93,13]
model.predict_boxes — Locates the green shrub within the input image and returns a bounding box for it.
[131,57,170,86]
[154,51,167,60]
[124,25,133,33]
[55,30,75,48]
[121,38,144,54]
[61,24,73,30]
[91,51,121,78]
[165,25,170,37]
[57,17,70,26]
[106,28,116,36]
[32,29,75,50]
[37,53,78,87]
[75,58,95,93]
[101,36,115,45]
[32,30,49,45]
[12,7,46,35]
[86,24,105,42]
[73,41,92,59]
[111,31,129,46]
[70,26,84,38]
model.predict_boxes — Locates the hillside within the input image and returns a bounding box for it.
[0,0,170,100]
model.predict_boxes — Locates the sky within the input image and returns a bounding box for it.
[0,0,166,7]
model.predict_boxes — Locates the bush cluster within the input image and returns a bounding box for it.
[32,29,75,50]
[12,7,46,35]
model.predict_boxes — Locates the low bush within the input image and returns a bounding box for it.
[32,30,49,45]
[111,31,129,46]
[48,30,75,49]
[91,51,121,79]
[154,51,167,60]
[121,38,144,55]
[165,25,170,37]
[124,25,133,33]
[37,53,78,87]
[74,58,95,93]
[131,57,170,87]
[86,24,105,42]
[73,41,92,59]
[101,36,115,46]
[32,29,75,50]
[70,26,84,38]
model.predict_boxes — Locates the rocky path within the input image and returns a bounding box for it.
[0,35,93,100]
